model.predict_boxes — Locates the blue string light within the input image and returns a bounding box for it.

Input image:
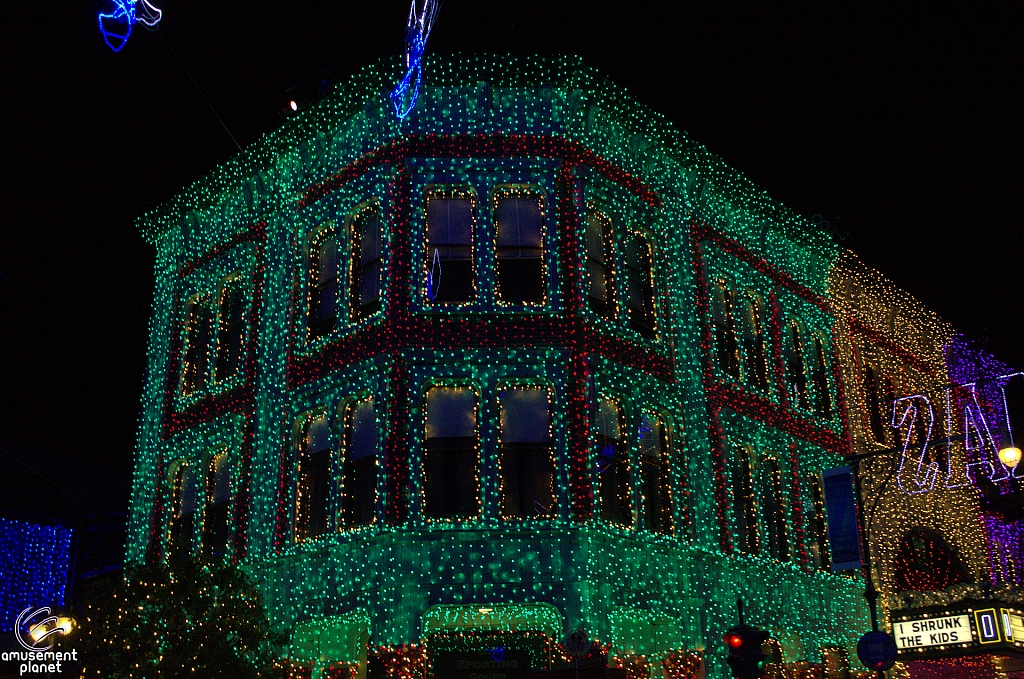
[98,0,162,53]
[0,518,73,632]
[389,0,440,120]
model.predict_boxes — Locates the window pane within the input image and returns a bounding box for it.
[353,208,383,317]
[318,237,339,283]
[215,283,245,382]
[500,387,551,443]
[496,197,542,248]
[358,209,382,265]
[426,197,474,303]
[597,399,631,527]
[350,399,378,461]
[305,416,331,454]
[211,454,231,505]
[597,399,622,440]
[180,466,198,516]
[182,301,212,394]
[425,387,476,438]
[343,399,377,527]
[427,198,473,246]
[310,236,338,336]
[359,266,381,308]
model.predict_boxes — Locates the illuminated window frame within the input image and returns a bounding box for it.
[490,185,549,308]
[496,380,557,521]
[337,394,379,530]
[347,200,385,323]
[291,409,335,543]
[420,381,482,522]
[200,449,232,560]
[624,228,658,340]
[583,204,617,321]
[595,394,633,529]
[305,223,340,344]
[639,411,673,536]
[212,274,247,385]
[166,458,197,553]
[422,186,478,307]
[179,293,213,397]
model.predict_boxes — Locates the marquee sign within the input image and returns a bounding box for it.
[891,602,1024,659]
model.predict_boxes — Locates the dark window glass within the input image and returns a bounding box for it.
[296,416,331,541]
[763,459,789,561]
[585,211,614,318]
[181,300,213,395]
[308,234,339,340]
[732,447,757,555]
[640,415,672,534]
[495,196,545,305]
[351,208,383,320]
[863,365,886,444]
[710,283,740,380]
[425,196,474,303]
[423,387,479,518]
[170,463,197,549]
[202,453,230,558]
[808,473,830,570]
[740,295,769,391]
[785,322,810,410]
[499,386,555,519]
[597,398,632,527]
[811,336,833,419]
[214,282,245,383]
[342,399,377,528]
[625,235,656,338]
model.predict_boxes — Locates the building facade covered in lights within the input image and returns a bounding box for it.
[128,55,886,678]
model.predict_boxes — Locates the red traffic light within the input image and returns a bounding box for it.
[724,633,744,649]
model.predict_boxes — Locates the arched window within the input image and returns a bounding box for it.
[296,416,331,541]
[341,398,378,528]
[350,206,383,320]
[785,321,810,410]
[811,336,833,419]
[494,193,545,305]
[625,234,656,338]
[596,398,631,527]
[423,386,479,518]
[710,282,740,380]
[202,453,231,558]
[807,473,830,570]
[585,210,615,319]
[863,365,886,444]
[732,446,757,555]
[640,415,672,535]
[169,462,198,549]
[894,528,970,591]
[763,459,789,561]
[308,231,339,340]
[214,280,245,383]
[739,293,769,391]
[181,297,213,395]
[425,192,475,304]
[499,386,555,519]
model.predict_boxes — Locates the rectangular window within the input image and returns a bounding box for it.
[181,298,213,396]
[214,280,245,382]
[495,194,545,305]
[342,398,377,527]
[585,211,614,319]
[296,416,331,541]
[596,398,632,527]
[308,233,339,340]
[423,386,479,518]
[639,415,672,534]
[425,194,475,303]
[499,386,555,519]
[202,452,230,558]
[170,462,198,549]
[351,207,383,320]
[625,235,656,338]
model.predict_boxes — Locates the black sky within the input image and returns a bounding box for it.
[1,2,1020,470]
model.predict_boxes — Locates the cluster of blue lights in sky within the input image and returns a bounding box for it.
[98,0,163,53]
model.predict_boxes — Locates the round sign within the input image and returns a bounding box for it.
[857,631,897,671]
[564,629,591,659]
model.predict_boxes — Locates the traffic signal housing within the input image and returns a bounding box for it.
[723,623,770,679]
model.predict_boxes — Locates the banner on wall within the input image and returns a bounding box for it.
[822,466,862,571]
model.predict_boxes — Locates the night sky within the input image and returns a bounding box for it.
[1,2,1019,474]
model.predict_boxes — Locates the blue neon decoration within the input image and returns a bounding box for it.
[98,0,162,53]
[0,518,73,632]
[389,0,440,120]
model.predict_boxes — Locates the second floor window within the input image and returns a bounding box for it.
[495,194,545,305]
[181,298,213,395]
[423,386,479,519]
[585,211,615,319]
[202,453,231,558]
[425,193,475,304]
[625,234,656,338]
[296,416,331,541]
[763,459,789,561]
[807,473,830,570]
[639,415,672,534]
[214,282,245,383]
[596,398,631,527]
[341,399,378,528]
[308,231,339,341]
[740,294,769,391]
[710,282,740,380]
[498,386,555,519]
[811,336,833,419]
[351,207,383,320]
[785,321,810,410]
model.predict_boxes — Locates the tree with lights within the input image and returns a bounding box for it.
[69,550,287,679]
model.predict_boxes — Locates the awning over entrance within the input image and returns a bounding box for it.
[291,609,371,674]
[422,603,564,640]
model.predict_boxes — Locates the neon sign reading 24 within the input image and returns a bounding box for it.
[894,372,1023,495]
